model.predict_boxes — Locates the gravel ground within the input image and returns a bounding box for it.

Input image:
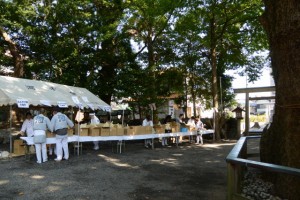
[241,170,287,200]
[0,140,235,200]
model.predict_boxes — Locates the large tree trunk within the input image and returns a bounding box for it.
[260,1,300,198]
[210,15,221,141]
[0,27,24,77]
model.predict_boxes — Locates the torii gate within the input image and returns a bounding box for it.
[233,86,276,135]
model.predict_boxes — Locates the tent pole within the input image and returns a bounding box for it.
[122,109,124,126]
[9,105,12,154]
[77,108,80,156]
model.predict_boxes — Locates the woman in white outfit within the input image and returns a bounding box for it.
[33,109,52,164]
[195,117,204,145]
[90,113,101,150]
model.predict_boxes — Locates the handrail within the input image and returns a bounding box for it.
[226,136,300,200]
[226,136,300,177]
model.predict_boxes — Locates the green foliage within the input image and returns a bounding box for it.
[0,0,268,116]
[250,114,266,123]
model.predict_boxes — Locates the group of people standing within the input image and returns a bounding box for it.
[20,107,74,164]
[142,114,205,148]
[20,110,205,163]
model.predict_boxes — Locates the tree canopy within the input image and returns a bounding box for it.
[0,0,268,120]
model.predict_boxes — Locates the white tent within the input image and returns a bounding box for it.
[0,75,111,153]
[0,76,110,110]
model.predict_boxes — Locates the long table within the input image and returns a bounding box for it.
[20,129,214,153]
[21,129,214,145]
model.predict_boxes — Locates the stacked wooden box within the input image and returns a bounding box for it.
[171,122,180,133]
[154,125,166,134]
[13,139,25,155]
[74,123,155,136]
[74,124,89,136]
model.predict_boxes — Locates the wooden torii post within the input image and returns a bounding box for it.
[233,86,275,135]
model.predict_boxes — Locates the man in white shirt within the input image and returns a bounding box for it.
[33,109,52,164]
[51,107,74,161]
[143,115,153,148]
[20,112,34,137]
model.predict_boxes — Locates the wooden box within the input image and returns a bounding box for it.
[75,127,89,136]
[74,124,90,136]
[144,126,153,134]
[133,126,145,135]
[124,126,135,135]
[67,128,74,136]
[100,127,110,136]
[154,125,165,134]
[110,127,117,136]
[14,139,25,155]
[116,127,124,136]
[171,123,180,133]
[88,126,100,136]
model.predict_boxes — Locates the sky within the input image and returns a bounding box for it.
[229,67,275,103]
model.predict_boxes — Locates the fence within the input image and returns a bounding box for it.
[226,136,300,200]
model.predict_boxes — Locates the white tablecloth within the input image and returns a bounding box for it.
[21,129,214,145]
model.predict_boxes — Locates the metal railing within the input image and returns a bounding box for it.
[226,136,300,200]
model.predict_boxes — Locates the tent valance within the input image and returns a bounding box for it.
[0,76,111,111]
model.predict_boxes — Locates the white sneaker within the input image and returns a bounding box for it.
[36,161,42,164]
[54,158,62,162]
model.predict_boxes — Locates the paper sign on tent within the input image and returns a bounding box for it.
[17,99,29,108]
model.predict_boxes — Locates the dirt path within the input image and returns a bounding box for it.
[0,141,235,200]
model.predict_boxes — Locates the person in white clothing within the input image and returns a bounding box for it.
[195,117,204,145]
[143,115,153,148]
[90,113,101,150]
[162,115,172,146]
[187,116,196,143]
[20,112,35,154]
[20,112,34,137]
[33,109,52,164]
[51,107,74,161]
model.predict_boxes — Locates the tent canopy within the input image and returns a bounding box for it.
[0,76,111,111]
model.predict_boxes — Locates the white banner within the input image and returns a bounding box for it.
[57,101,68,108]
[17,99,29,108]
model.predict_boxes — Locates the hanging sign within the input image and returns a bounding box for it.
[57,101,68,108]
[17,99,29,108]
